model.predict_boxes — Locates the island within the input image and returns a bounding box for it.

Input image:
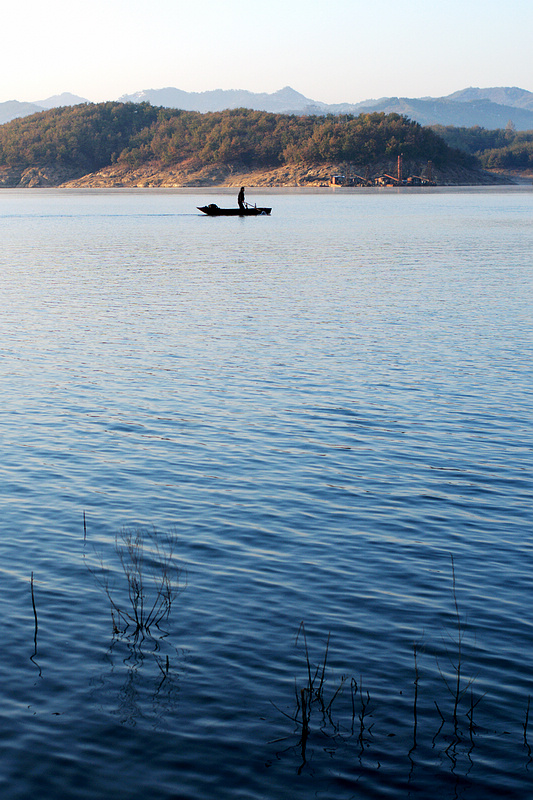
[0,102,527,188]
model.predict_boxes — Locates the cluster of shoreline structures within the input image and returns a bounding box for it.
[0,159,518,189]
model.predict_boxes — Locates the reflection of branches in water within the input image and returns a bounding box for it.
[90,638,189,729]
[86,525,186,643]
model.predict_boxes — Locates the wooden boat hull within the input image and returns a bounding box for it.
[198,204,271,217]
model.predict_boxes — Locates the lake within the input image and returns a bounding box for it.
[0,186,532,799]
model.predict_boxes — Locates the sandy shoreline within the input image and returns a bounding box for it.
[0,160,518,189]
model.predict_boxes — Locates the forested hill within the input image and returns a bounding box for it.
[0,103,160,172]
[0,102,476,183]
[431,124,533,170]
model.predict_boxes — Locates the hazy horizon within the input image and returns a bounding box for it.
[10,83,532,111]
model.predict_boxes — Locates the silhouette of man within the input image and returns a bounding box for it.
[238,186,245,211]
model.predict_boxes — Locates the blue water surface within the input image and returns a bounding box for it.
[0,187,532,799]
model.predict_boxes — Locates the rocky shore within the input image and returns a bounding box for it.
[0,160,515,189]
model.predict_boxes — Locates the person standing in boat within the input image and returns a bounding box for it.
[238,186,245,211]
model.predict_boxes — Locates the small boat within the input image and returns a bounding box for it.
[198,203,271,217]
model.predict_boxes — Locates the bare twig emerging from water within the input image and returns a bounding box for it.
[87,526,185,641]
[412,641,421,751]
[30,572,42,676]
[30,572,38,637]
[272,623,349,772]
[450,554,465,730]
[436,553,478,738]
[524,695,531,755]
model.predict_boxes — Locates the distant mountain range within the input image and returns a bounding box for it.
[2,86,533,130]
[0,93,89,125]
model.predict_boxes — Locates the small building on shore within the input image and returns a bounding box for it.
[331,159,436,187]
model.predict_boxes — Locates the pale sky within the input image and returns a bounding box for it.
[2,0,532,105]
